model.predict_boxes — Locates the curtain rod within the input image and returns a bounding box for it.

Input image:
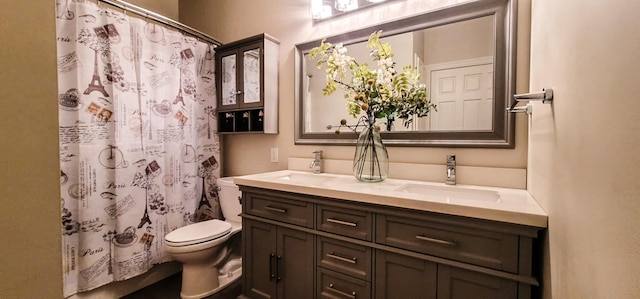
[98,0,221,46]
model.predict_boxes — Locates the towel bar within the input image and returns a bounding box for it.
[507,88,553,113]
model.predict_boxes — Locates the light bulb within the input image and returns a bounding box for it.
[334,0,358,12]
[311,0,333,19]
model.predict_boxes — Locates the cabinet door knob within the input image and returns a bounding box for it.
[236,90,243,95]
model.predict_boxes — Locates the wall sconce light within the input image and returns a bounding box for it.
[311,0,394,21]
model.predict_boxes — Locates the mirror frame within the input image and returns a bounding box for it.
[294,0,517,148]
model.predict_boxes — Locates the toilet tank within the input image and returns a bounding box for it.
[217,177,242,223]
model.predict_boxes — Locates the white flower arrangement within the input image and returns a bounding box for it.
[309,31,436,132]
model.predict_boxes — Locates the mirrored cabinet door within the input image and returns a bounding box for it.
[220,52,238,108]
[242,47,262,105]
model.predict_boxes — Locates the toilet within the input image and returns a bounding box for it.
[164,177,242,299]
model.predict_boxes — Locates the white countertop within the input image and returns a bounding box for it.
[233,170,548,228]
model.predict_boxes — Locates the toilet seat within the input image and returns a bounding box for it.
[165,219,232,247]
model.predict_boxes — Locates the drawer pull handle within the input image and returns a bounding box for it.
[326,218,357,227]
[327,252,357,264]
[416,235,457,246]
[328,283,357,299]
[264,205,287,213]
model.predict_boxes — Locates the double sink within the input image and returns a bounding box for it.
[275,171,501,203]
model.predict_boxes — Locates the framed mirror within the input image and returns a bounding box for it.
[295,0,517,148]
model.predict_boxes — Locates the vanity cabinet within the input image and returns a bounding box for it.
[239,186,543,299]
[215,33,279,134]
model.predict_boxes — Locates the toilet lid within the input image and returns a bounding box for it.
[165,219,232,246]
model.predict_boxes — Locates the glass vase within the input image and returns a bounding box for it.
[353,124,389,182]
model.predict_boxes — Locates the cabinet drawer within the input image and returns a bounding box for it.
[317,267,371,299]
[317,237,372,281]
[317,204,372,241]
[437,265,517,299]
[245,192,313,228]
[376,214,519,272]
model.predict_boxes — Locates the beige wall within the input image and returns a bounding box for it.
[0,0,179,298]
[423,15,494,65]
[121,0,179,20]
[0,0,62,297]
[179,0,531,177]
[528,0,640,298]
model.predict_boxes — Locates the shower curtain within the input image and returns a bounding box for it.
[56,1,221,297]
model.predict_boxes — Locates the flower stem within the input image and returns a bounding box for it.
[354,123,385,181]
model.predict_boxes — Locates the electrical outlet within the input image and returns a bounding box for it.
[270,147,279,163]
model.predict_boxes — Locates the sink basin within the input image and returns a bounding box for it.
[394,184,501,203]
[322,177,403,190]
[275,173,338,184]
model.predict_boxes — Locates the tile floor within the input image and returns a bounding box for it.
[121,273,241,299]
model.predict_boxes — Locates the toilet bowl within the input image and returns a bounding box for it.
[164,177,242,299]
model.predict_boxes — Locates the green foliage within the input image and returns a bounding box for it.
[308,31,437,129]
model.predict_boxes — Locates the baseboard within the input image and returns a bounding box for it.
[67,262,181,299]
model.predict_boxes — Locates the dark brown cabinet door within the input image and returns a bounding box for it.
[243,219,314,299]
[375,251,437,299]
[244,219,277,299]
[437,265,517,299]
[276,227,314,299]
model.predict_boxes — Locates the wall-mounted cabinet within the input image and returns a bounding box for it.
[215,33,279,134]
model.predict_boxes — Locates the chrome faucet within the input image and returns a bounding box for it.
[309,150,323,174]
[446,154,456,185]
